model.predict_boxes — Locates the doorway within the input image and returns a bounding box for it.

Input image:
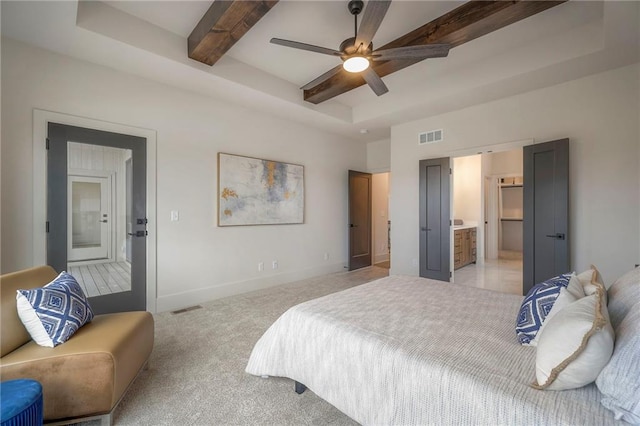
[446,139,569,295]
[451,149,524,295]
[372,172,390,269]
[47,122,147,314]
[348,170,391,271]
[67,173,113,262]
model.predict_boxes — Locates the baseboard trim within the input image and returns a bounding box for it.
[156,262,345,313]
[374,254,390,264]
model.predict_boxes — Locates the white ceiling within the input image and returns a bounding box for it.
[105,1,466,89]
[2,1,639,142]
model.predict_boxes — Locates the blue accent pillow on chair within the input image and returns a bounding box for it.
[16,271,94,347]
[515,273,572,345]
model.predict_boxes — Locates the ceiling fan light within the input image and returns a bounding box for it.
[343,56,369,73]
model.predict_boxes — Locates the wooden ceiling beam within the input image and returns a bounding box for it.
[303,0,567,104]
[189,0,279,66]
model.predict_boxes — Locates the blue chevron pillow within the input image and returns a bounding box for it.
[516,273,572,345]
[16,271,94,347]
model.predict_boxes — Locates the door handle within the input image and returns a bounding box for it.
[350,224,358,228]
[545,233,565,240]
[99,220,108,223]
[128,231,147,237]
[421,227,431,231]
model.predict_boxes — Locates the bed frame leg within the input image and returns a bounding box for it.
[295,381,306,394]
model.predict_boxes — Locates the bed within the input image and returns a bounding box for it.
[246,275,626,425]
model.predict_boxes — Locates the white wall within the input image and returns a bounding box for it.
[390,64,640,285]
[367,138,391,173]
[452,154,482,262]
[453,155,482,226]
[486,149,523,176]
[372,173,389,264]
[1,38,366,311]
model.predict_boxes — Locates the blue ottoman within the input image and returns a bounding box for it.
[0,379,43,426]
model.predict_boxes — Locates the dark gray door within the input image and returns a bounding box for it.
[419,158,450,281]
[348,170,372,271]
[47,123,147,314]
[523,138,569,295]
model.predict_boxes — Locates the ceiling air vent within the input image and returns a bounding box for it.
[418,129,443,145]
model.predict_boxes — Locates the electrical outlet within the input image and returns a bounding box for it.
[170,210,179,222]
[323,252,329,261]
[258,262,264,272]
[272,260,278,270]
[412,258,418,267]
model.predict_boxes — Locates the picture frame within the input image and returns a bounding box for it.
[217,153,305,226]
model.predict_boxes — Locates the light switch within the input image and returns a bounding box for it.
[170,210,179,222]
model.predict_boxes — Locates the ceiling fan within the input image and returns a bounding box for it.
[270,0,451,97]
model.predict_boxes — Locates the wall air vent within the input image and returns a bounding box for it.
[418,129,443,145]
[171,305,203,315]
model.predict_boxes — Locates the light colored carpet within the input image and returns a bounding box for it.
[90,266,389,425]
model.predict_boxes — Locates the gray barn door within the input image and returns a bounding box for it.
[419,158,450,281]
[523,138,569,295]
[348,170,372,271]
[47,122,147,314]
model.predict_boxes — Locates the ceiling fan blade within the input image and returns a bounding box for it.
[270,38,342,57]
[361,68,389,96]
[355,1,391,49]
[372,44,450,61]
[301,64,344,90]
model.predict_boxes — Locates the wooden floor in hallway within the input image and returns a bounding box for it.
[69,261,131,297]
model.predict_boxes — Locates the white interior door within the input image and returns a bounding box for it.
[67,175,112,261]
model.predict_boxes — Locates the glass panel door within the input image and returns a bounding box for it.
[48,123,146,313]
[68,175,110,261]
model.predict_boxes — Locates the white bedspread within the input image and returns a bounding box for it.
[246,275,622,425]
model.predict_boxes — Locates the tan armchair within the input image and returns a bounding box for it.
[1,266,154,425]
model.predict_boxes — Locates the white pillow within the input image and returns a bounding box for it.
[576,268,597,294]
[531,273,584,345]
[596,301,640,424]
[566,271,588,299]
[533,286,614,391]
[576,265,607,305]
[607,266,640,329]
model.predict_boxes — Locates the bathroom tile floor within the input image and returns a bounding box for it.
[454,258,523,296]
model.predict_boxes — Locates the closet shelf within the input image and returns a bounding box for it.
[500,217,523,221]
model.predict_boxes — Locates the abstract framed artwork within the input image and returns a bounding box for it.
[217,153,305,226]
